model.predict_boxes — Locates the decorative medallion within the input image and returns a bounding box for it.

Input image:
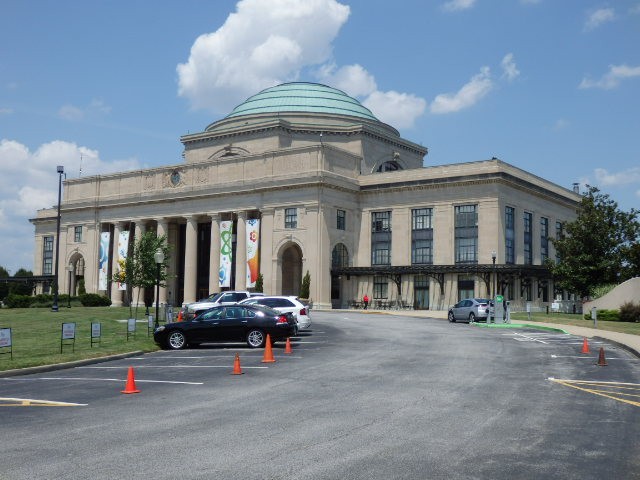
[170,170,181,187]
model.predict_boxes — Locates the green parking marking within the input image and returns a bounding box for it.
[0,397,87,407]
[549,379,640,408]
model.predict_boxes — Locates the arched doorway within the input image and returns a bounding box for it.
[68,254,85,296]
[281,243,303,296]
[331,243,349,308]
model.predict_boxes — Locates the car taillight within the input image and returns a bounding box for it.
[300,308,306,316]
[277,315,288,324]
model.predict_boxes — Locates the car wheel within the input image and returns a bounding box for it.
[167,330,187,350]
[448,311,456,323]
[469,312,475,323]
[246,329,266,348]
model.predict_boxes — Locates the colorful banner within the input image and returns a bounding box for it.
[246,219,260,287]
[219,221,233,288]
[117,230,129,290]
[98,232,110,290]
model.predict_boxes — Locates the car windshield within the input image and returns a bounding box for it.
[475,299,489,304]
[249,304,281,316]
[198,292,223,303]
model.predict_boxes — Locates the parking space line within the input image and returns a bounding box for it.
[0,397,87,407]
[550,354,624,360]
[79,365,269,370]
[548,378,640,407]
[1,377,203,385]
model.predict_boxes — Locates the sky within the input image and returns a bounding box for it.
[1,0,639,274]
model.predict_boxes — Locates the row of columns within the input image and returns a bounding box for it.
[106,212,252,307]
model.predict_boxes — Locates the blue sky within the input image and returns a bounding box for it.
[1,0,639,274]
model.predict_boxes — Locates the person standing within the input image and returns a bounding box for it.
[363,294,369,310]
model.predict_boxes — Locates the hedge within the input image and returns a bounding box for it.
[3,293,111,308]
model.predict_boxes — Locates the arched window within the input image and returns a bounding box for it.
[376,161,402,172]
[332,243,349,268]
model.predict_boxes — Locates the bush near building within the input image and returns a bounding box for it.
[620,302,640,322]
[3,293,111,308]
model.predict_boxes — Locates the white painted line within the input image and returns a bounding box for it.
[548,378,640,387]
[292,341,326,344]
[0,397,88,406]
[79,365,268,369]
[550,354,623,359]
[2,377,203,385]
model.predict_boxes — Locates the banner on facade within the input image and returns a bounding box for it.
[246,219,260,287]
[98,232,110,290]
[219,221,233,288]
[117,230,129,290]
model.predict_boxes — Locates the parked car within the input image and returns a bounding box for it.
[240,296,311,330]
[180,291,253,322]
[448,298,490,323]
[154,304,297,350]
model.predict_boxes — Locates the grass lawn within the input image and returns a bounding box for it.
[511,312,640,336]
[0,307,160,372]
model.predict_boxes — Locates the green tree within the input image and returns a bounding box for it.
[255,273,264,293]
[11,268,34,296]
[0,266,9,301]
[112,232,170,317]
[549,186,640,298]
[300,270,311,299]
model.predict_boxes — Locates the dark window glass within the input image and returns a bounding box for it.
[373,276,388,299]
[540,217,549,262]
[412,208,433,265]
[524,212,533,265]
[74,226,82,243]
[455,205,477,264]
[505,207,515,264]
[371,211,391,265]
[285,208,297,229]
[43,236,54,275]
[337,210,346,230]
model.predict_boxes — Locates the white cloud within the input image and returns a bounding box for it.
[0,139,141,272]
[553,118,570,131]
[594,167,640,187]
[0,108,12,115]
[520,0,541,4]
[442,0,476,12]
[317,63,377,97]
[579,64,640,90]
[430,66,493,114]
[58,104,85,121]
[501,53,520,81]
[631,4,640,14]
[362,90,427,129]
[584,8,616,31]
[58,99,112,121]
[177,0,351,113]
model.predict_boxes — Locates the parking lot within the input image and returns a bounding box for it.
[1,312,639,480]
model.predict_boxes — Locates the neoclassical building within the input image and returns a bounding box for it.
[30,82,580,310]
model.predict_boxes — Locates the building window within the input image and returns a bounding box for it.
[43,236,54,275]
[505,206,515,264]
[285,208,297,229]
[540,217,549,263]
[371,211,391,265]
[332,243,349,268]
[337,209,346,230]
[74,226,82,243]
[524,212,533,265]
[412,208,433,264]
[458,275,475,301]
[373,276,388,299]
[455,205,477,264]
[555,221,563,263]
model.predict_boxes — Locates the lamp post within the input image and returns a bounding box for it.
[491,250,497,323]
[52,165,64,312]
[66,263,73,308]
[154,248,164,329]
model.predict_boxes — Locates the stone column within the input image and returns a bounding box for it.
[208,213,221,295]
[110,222,125,306]
[183,216,198,303]
[156,218,169,306]
[234,211,247,291]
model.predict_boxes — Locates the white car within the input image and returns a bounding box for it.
[240,296,311,330]
[180,291,253,322]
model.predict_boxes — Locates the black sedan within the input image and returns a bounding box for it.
[153,304,297,350]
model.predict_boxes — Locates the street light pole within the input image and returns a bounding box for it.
[52,165,64,312]
[491,250,497,323]
[67,263,73,308]
[154,248,165,329]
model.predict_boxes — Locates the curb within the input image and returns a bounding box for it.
[0,351,145,378]
[470,322,569,334]
[594,336,640,359]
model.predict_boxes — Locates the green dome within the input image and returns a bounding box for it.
[225,82,379,121]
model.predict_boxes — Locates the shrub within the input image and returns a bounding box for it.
[78,278,86,295]
[5,294,33,308]
[79,293,112,307]
[584,309,620,321]
[619,302,640,322]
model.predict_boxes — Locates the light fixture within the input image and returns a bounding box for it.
[52,166,64,312]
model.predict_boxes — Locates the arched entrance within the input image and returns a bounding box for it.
[68,254,85,296]
[281,243,303,296]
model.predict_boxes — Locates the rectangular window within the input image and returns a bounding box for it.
[337,209,346,230]
[371,211,391,265]
[74,225,82,243]
[540,217,549,263]
[455,205,477,264]
[373,276,388,299]
[523,212,533,265]
[457,275,475,301]
[505,206,515,264]
[43,236,54,275]
[412,208,433,264]
[555,221,563,263]
[285,208,297,229]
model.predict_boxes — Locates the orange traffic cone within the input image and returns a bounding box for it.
[284,337,293,354]
[581,337,590,354]
[231,353,244,375]
[121,367,140,394]
[596,347,608,366]
[262,334,276,363]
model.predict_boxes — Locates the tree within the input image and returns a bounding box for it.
[0,266,9,301]
[11,268,34,296]
[255,273,264,293]
[549,186,640,298]
[112,232,170,317]
[300,270,311,299]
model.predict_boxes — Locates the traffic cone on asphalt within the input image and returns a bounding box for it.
[284,337,293,354]
[231,353,244,375]
[262,334,276,363]
[596,347,608,366]
[121,367,141,394]
[581,337,590,354]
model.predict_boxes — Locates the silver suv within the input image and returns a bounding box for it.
[448,298,490,323]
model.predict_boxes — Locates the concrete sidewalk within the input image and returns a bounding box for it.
[334,307,640,358]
